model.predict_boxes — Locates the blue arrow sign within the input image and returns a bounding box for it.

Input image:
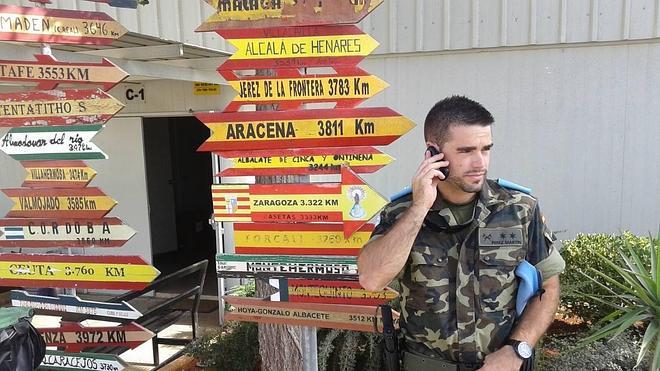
[11,290,141,320]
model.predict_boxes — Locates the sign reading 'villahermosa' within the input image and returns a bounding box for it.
[212,165,387,237]
[21,160,97,188]
[216,254,359,280]
[11,290,142,320]
[38,321,154,353]
[0,217,135,248]
[197,107,415,151]
[0,5,128,45]
[0,124,107,161]
[0,253,160,290]
[2,187,117,219]
[197,0,384,31]
[40,350,128,371]
[233,223,373,256]
[0,89,124,127]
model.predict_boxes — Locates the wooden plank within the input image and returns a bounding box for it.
[0,89,124,127]
[0,5,128,45]
[2,187,117,219]
[217,25,378,70]
[0,217,135,248]
[216,254,359,280]
[196,107,414,152]
[233,223,373,256]
[224,296,396,333]
[11,290,142,320]
[37,321,154,353]
[216,146,394,176]
[0,253,160,290]
[39,350,128,371]
[21,160,96,188]
[197,0,384,31]
[212,165,388,237]
[0,55,128,91]
[0,124,107,161]
[273,278,398,306]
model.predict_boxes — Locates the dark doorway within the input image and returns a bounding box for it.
[142,117,216,295]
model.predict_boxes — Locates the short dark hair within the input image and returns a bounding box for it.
[424,95,494,146]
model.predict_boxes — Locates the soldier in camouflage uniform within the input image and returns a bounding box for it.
[358,96,565,371]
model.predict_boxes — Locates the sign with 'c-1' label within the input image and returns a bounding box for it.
[40,350,128,371]
[0,254,160,290]
[37,321,154,353]
[212,165,387,237]
[0,124,107,161]
[2,187,117,219]
[0,217,136,248]
[197,107,414,152]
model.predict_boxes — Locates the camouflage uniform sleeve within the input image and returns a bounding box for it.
[366,203,409,280]
[527,203,566,281]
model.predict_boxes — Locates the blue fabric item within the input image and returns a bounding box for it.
[390,186,412,202]
[515,260,542,317]
[497,178,532,195]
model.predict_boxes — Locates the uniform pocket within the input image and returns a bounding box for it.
[405,245,451,313]
[478,245,524,312]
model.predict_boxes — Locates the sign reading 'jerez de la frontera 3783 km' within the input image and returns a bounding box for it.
[21,160,97,188]
[38,321,154,353]
[40,350,128,371]
[0,124,107,161]
[0,5,128,45]
[11,290,142,320]
[0,89,124,127]
[2,187,117,219]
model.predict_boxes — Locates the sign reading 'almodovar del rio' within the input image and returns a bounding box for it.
[0,124,107,161]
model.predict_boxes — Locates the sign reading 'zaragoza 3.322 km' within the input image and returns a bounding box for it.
[0,5,127,45]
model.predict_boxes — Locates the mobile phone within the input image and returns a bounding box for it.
[426,146,450,179]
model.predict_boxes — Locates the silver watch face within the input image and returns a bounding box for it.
[516,342,533,359]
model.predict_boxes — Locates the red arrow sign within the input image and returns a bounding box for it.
[0,89,124,127]
[21,160,97,188]
[275,278,398,307]
[2,187,117,219]
[38,322,154,353]
[0,55,128,91]
[197,107,415,152]
[0,5,128,45]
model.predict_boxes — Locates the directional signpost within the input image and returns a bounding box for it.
[0,217,135,248]
[0,5,128,45]
[12,290,142,320]
[217,254,359,280]
[198,0,383,31]
[21,160,97,188]
[3,187,116,219]
[0,124,107,160]
[0,89,124,127]
[197,107,414,152]
[233,223,373,256]
[0,254,159,290]
[270,278,398,307]
[224,296,395,333]
[40,350,128,371]
[0,55,128,90]
[38,321,154,353]
[217,146,394,177]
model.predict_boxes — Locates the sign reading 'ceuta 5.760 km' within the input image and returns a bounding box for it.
[0,5,128,45]
[21,160,97,188]
[0,217,135,248]
[0,124,107,160]
[197,0,383,31]
[0,254,160,290]
[0,89,124,127]
[197,107,414,151]
[2,187,116,219]
[38,321,154,353]
[212,165,387,236]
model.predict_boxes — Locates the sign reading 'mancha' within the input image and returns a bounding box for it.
[0,124,107,161]
[21,160,97,188]
[41,350,128,371]
[0,89,124,127]
[0,253,160,290]
[216,254,359,280]
[197,0,384,31]
[197,107,414,152]
[2,187,117,219]
[0,5,128,45]
[12,290,142,320]
[38,321,154,353]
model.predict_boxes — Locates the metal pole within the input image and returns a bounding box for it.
[211,153,225,325]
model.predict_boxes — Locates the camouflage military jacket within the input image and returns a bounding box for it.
[371,179,555,364]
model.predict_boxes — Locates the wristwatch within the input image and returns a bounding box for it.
[505,339,533,360]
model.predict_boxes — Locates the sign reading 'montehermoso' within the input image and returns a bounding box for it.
[216,253,359,280]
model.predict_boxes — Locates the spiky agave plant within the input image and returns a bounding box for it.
[578,231,660,370]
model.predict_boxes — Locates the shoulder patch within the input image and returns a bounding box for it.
[497,178,532,195]
[389,186,412,202]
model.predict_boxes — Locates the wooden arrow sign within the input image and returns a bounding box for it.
[197,0,383,31]
[0,89,124,127]
[38,321,154,353]
[217,26,378,70]
[0,55,128,90]
[197,107,414,152]
[212,165,387,237]
[270,278,398,307]
[2,188,117,219]
[0,5,128,45]
[224,296,395,333]
[21,160,97,188]
[217,147,393,177]
[233,223,373,256]
[0,124,107,161]
[84,0,138,9]
[11,290,142,320]
[0,217,135,248]
[0,254,160,290]
[217,254,358,280]
[222,67,388,111]
[41,350,128,371]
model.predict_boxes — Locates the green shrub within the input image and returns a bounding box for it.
[560,231,652,323]
[184,321,260,371]
[318,329,384,371]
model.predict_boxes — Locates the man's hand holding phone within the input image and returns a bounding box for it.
[411,146,450,211]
